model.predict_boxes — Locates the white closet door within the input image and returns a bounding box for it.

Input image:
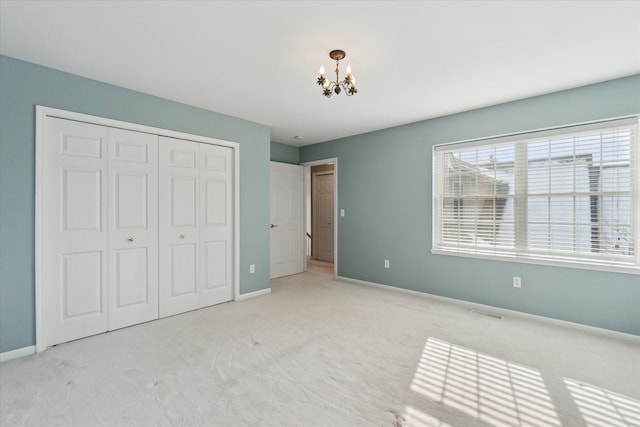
[199,143,234,307]
[43,118,109,346]
[159,137,200,317]
[107,128,159,330]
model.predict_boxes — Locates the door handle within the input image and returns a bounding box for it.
[270,224,279,228]
[179,234,185,239]
[127,236,134,242]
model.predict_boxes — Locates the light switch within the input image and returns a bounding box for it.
[340,209,345,217]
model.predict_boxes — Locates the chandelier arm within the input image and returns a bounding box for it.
[322,81,336,97]
[341,80,357,96]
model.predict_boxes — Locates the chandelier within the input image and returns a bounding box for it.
[316,50,357,98]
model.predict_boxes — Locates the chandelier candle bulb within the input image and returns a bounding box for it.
[319,65,325,76]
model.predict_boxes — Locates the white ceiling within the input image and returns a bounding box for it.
[1,1,639,146]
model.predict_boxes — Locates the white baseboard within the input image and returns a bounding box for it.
[3,290,271,362]
[2,288,271,362]
[0,345,36,363]
[236,287,271,301]
[337,275,640,344]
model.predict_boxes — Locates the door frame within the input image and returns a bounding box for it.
[302,158,338,278]
[35,105,240,353]
[311,170,335,263]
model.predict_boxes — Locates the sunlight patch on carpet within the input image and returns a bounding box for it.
[408,337,561,426]
[564,378,640,427]
[402,405,453,427]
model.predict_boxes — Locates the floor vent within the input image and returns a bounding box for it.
[470,309,504,320]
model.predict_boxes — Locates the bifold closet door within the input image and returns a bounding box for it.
[43,118,109,346]
[43,118,161,346]
[107,128,159,330]
[158,137,234,318]
[199,143,233,307]
[41,115,235,346]
[159,137,200,317]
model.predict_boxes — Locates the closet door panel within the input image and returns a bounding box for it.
[107,128,158,330]
[159,137,200,317]
[171,177,197,226]
[204,241,227,290]
[43,118,109,347]
[62,252,103,317]
[114,247,148,305]
[200,144,234,307]
[170,244,198,296]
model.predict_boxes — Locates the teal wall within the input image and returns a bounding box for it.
[270,141,300,164]
[300,75,640,336]
[0,55,271,353]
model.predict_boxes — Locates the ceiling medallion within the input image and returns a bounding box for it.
[316,49,357,98]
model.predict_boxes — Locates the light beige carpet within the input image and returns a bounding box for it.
[1,260,639,426]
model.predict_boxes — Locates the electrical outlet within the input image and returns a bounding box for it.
[250,264,255,274]
[384,259,390,269]
[513,276,521,288]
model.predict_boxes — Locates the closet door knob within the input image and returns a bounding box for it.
[179,234,185,239]
[127,236,134,242]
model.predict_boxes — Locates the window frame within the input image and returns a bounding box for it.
[431,117,640,275]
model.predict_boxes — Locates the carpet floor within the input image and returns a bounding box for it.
[1,260,638,426]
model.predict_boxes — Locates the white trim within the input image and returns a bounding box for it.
[36,106,241,149]
[233,142,241,302]
[311,170,335,263]
[432,115,638,150]
[35,105,241,353]
[35,107,46,353]
[304,166,311,267]
[337,275,640,344]
[235,288,271,301]
[302,158,338,279]
[431,248,640,275]
[0,346,36,363]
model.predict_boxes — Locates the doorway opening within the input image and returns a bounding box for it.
[302,158,338,278]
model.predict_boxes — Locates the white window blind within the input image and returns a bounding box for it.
[432,118,639,273]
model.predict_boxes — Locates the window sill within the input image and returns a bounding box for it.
[431,248,640,275]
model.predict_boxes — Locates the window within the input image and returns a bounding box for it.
[432,118,639,273]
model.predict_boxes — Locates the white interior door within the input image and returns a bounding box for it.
[159,137,200,317]
[199,143,233,307]
[313,172,335,262]
[270,162,304,279]
[107,128,159,330]
[43,117,109,346]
